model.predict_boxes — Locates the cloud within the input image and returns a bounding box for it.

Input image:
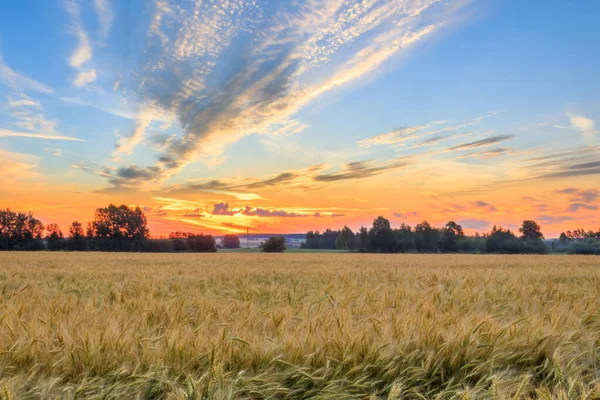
[537,215,576,224]
[94,0,113,38]
[113,111,156,157]
[472,201,497,212]
[6,96,40,108]
[393,211,419,219]
[0,129,83,141]
[241,206,308,218]
[182,212,204,218]
[103,0,471,186]
[568,113,597,141]
[314,158,411,182]
[555,188,599,205]
[70,160,104,175]
[568,203,598,212]
[115,165,161,180]
[457,147,514,159]
[448,134,514,151]
[64,0,93,68]
[357,112,497,149]
[0,54,53,93]
[73,69,97,87]
[211,202,237,216]
[44,148,63,157]
[313,212,345,218]
[357,124,429,148]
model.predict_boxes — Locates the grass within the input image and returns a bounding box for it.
[0,253,599,399]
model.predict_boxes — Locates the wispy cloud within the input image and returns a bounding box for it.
[314,158,411,182]
[0,53,53,93]
[2,98,83,141]
[64,0,95,86]
[44,148,64,157]
[103,0,472,187]
[0,130,83,141]
[448,134,514,151]
[94,0,113,38]
[457,147,514,159]
[357,112,497,149]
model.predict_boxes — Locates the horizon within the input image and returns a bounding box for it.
[1,0,599,238]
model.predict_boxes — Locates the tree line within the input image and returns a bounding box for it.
[0,205,227,252]
[302,217,600,255]
[1,205,598,254]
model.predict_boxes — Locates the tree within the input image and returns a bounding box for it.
[91,204,149,240]
[0,209,44,250]
[368,216,395,253]
[262,236,286,252]
[222,234,241,249]
[335,226,354,250]
[415,221,440,253]
[485,226,519,253]
[358,226,369,252]
[46,223,66,251]
[559,232,568,244]
[187,234,217,252]
[68,221,86,251]
[394,223,415,253]
[519,220,544,239]
[440,221,464,252]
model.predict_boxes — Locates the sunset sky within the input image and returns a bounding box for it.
[0,0,598,237]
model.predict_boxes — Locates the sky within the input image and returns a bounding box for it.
[0,0,599,238]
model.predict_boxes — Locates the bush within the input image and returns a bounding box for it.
[262,236,286,252]
[187,235,217,252]
[568,239,600,255]
[223,234,241,249]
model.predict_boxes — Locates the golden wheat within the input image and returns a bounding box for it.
[0,253,599,399]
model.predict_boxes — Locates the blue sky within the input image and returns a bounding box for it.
[0,0,598,236]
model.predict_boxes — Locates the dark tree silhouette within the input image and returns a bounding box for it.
[262,236,286,252]
[222,234,241,249]
[368,216,395,253]
[519,220,544,239]
[46,223,66,251]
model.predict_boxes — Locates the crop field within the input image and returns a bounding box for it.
[0,253,599,399]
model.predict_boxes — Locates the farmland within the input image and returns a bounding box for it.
[0,253,599,399]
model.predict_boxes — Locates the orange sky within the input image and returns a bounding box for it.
[1,156,598,238]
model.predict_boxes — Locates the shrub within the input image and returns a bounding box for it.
[187,235,217,252]
[262,236,286,252]
[223,234,241,249]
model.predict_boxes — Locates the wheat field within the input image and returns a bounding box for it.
[0,253,599,399]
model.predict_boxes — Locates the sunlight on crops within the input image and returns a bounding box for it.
[0,253,599,399]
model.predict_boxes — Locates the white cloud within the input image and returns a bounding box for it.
[568,113,597,141]
[94,0,113,38]
[113,110,157,157]
[0,54,53,93]
[69,27,92,68]
[0,129,83,141]
[73,69,97,87]
[4,100,83,141]
[6,96,40,109]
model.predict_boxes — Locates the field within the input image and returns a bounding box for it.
[0,253,599,399]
